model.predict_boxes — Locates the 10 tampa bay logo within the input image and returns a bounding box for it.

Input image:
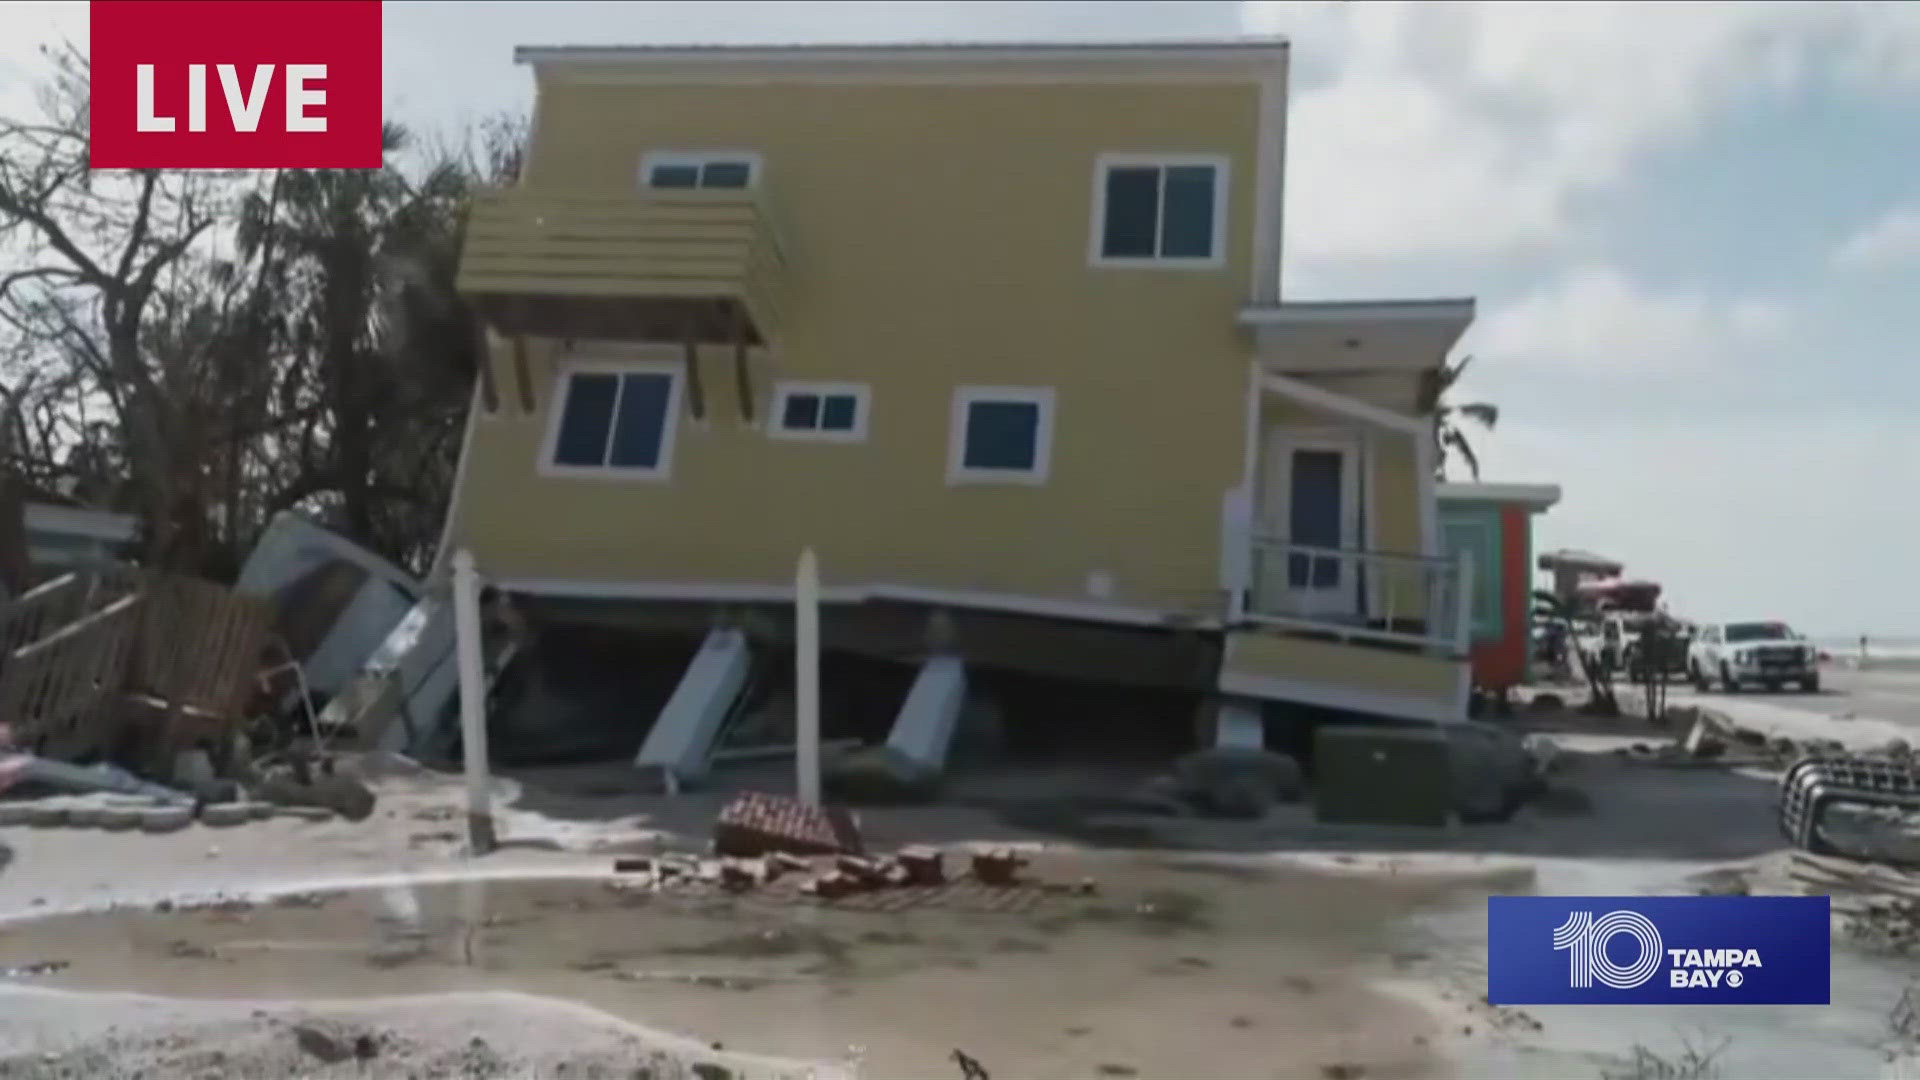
[1488,895,1828,1005]
[88,0,384,169]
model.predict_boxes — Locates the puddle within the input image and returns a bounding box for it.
[0,851,1503,1077]
[1398,861,1920,1078]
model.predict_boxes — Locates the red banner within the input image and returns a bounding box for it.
[89,0,383,169]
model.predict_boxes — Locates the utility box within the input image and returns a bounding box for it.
[1312,725,1453,827]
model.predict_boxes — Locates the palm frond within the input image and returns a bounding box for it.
[1456,401,1499,429]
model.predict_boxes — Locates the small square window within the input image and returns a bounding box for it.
[641,152,760,190]
[1092,156,1227,266]
[544,364,682,478]
[963,403,1040,471]
[770,382,869,442]
[949,387,1054,485]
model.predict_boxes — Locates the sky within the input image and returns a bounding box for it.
[3,0,1917,638]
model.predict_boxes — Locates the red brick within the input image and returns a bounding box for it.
[711,791,864,858]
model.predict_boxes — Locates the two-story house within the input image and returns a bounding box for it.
[441,39,1479,779]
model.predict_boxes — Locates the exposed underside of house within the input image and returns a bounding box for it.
[437,297,1479,784]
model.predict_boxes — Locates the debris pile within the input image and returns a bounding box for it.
[0,719,375,831]
[612,810,1079,913]
[711,790,864,858]
[610,841,1075,907]
[1123,747,1305,820]
[1789,850,1920,956]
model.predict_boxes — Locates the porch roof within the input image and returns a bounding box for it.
[1240,298,1475,374]
[1436,481,1562,512]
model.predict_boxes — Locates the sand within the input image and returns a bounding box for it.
[0,850,1512,1079]
[0,723,1903,1079]
[0,987,841,1079]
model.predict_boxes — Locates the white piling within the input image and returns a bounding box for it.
[452,549,496,853]
[795,547,821,806]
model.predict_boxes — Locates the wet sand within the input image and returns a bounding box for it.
[0,851,1525,1079]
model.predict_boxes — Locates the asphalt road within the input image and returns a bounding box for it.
[1665,664,1920,729]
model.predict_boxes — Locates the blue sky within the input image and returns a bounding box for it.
[4,0,1917,637]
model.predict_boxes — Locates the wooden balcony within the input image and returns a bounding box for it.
[456,188,787,347]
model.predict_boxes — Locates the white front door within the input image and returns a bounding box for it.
[1258,428,1362,617]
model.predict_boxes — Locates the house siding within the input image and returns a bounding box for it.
[451,78,1263,617]
[1219,631,1459,712]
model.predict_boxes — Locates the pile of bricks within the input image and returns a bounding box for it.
[710,790,865,858]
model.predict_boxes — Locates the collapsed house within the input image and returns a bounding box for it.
[420,39,1499,797]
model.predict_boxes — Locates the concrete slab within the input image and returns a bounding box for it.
[633,628,750,780]
[1213,700,1265,749]
[885,655,966,770]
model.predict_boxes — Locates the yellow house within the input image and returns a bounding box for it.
[442,39,1478,777]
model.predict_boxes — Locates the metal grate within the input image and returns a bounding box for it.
[1779,753,1920,854]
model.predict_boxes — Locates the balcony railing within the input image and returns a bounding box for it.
[1246,537,1472,654]
[457,187,787,347]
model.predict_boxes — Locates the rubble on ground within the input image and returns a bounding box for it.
[1789,849,1920,956]
[821,744,940,804]
[610,840,1071,910]
[711,790,865,858]
[1447,721,1539,823]
[1,559,397,837]
[1170,746,1304,819]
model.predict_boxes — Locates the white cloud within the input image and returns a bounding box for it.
[0,1,85,121]
[1474,412,1919,638]
[1833,203,1920,270]
[1471,267,1788,376]
[1244,0,1920,264]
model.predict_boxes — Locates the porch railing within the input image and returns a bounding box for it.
[1245,537,1472,654]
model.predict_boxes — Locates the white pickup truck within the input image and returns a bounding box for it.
[1688,620,1820,693]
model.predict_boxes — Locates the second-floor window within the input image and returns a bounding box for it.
[641,151,759,190]
[1091,154,1228,267]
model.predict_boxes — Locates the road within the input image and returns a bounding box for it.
[1664,663,1920,730]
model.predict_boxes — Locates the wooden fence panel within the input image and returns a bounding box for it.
[0,594,140,760]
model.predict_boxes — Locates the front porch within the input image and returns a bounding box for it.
[1216,297,1477,724]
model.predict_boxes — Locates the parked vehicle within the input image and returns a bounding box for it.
[1622,614,1692,682]
[1688,620,1819,692]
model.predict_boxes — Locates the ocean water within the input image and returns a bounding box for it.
[1810,635,1920,661]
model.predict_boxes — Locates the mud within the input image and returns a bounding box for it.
[0,851,1518,1078]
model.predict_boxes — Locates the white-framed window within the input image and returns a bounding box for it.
[1088,153,1229,268]
[769,381,870,442]
[948,386,1055,486]
[640,150,761,190]
[540,359,683,480]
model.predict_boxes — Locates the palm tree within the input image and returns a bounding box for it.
[234,123,493,568]
[1420,354,1499,480]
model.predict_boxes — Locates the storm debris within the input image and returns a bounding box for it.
[711,791,863,858]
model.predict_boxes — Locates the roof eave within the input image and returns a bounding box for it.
[515,38,1290,72]
[1238,298,1477,331]
[1437,482,1563,512]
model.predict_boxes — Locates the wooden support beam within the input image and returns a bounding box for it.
[733,304,754,424]
[471,315,501,414]
[682,322,707,421]
[511,333,534,414]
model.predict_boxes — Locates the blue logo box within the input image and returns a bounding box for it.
[1487,895,1831,1005]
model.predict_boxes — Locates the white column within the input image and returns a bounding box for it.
[1452,550,1476,654]
[795,547,821,806]
[452,549,495,853]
